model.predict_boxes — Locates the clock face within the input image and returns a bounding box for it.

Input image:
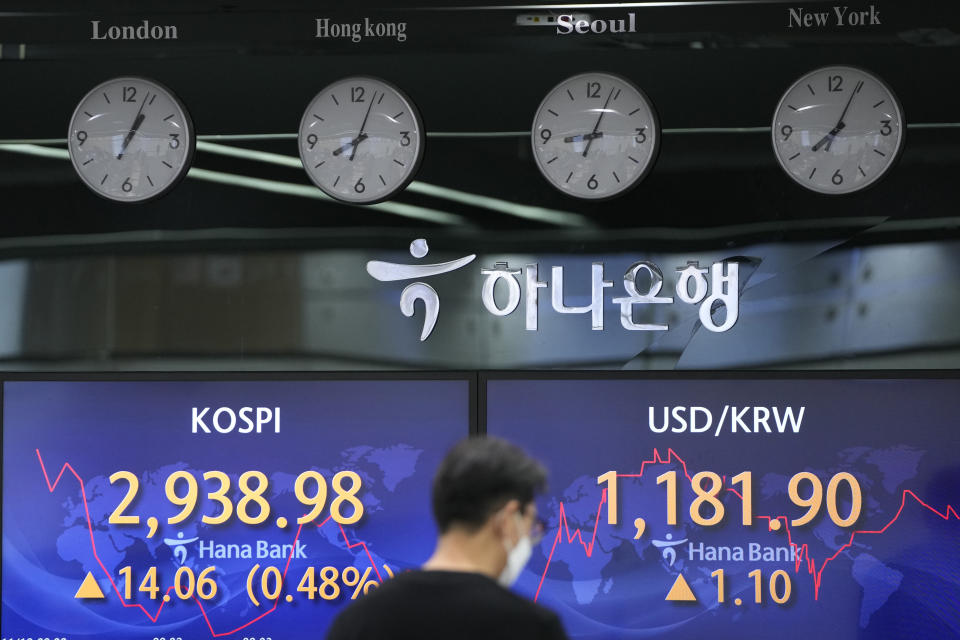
[772,66,904,194]
[299,77,424,204]
[531,72,659,200]
[68,77,194,202]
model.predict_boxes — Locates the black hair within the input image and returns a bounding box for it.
[431,436,548,533]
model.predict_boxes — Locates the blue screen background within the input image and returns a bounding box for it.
[2,379,469,640]
[487,378,960,640]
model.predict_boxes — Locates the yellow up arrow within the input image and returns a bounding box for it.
[75,571,105,599]
[665,573,698,603]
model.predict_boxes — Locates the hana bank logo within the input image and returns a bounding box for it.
[164,531,200,566]
[652,533,688,567]
[366,238,476,341]
[366,238,740,342]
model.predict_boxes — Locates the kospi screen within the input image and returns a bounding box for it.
[2,378,471,640]
[486,376,960,640]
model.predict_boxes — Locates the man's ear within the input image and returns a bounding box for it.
[492,499,521,535]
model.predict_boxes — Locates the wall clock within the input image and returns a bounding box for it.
[772,65,904,194]
[531,72,660,200]
[299,76,424,204]
[68,76,194,202]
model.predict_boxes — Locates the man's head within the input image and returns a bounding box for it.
[430,437,547,586]
[432,436,548,534]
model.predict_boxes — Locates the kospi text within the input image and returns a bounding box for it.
[192,406,281,434]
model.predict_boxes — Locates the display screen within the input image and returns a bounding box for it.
[487,376,960,639]
[2,378,470,640]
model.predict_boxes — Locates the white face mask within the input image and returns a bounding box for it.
[498,513,533,588]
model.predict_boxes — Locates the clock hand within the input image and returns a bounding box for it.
[563,132,604,144]
[812,80,861,153]
[349,91,377,162]
[582,87,616,158]
[117,91,150,160]
[834,80,863,130]
[332,133,368,157]
[811,121,845,153]
[824,123,846,152]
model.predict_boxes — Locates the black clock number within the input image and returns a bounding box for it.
[351,86,366,103]
[76,131,88,146]
[400,131,411,147]
[123,86,137,102]
[634,127,647,144]
[122,177,133,193]
[828,75,843,92]
[880,120,892,136]
[587,174,599,190]
[832,169,844,185]
[306,133,318,150]
[781,125,793,141]
[169,133,180,149]
[586,82,601,99]
[540,129,552,144]
[354,178,366,193]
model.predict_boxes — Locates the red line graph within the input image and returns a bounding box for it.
[35,449,381,637]
[535,447,959,602]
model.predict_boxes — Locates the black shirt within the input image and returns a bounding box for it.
[325,569,570,640]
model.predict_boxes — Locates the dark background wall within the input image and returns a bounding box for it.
[0,1,957,369]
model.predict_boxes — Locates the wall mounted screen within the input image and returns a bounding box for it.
[2,378,470,639]
[486,376,960,640]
